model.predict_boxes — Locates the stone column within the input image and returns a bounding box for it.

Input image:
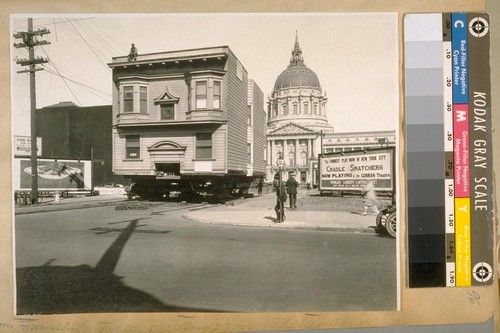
[307,138,312,162]
[311,137,315,158]
[295,139,299,167]
[283,139,288,164]
[267,140,272,166]
[271,140,276,165]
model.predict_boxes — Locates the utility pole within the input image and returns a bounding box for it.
[13,18,50,204]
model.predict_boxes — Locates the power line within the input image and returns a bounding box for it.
[13,17,94,29]
[43,67,111,102]
[39,46,82,105]
[52,22,105,64]
[86,19,126,55]
[73,20,112,61]
[79,20,122,56]
[66,19,109,68]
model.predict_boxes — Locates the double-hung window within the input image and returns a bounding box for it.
[126,135,140,159]
[213,81,221,109]
[123,86,134,113]
[196,133,212,159]
[140,86,148,113]
[196,82,207,109]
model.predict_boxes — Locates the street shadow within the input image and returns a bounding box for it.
[16,218,224,314]
[264,216,276,222]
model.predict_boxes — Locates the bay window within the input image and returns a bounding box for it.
[121,83,148,114]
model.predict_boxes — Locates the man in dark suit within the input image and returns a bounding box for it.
[273,173,287,222]
[285,173,299,209]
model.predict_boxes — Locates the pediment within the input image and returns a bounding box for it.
[154,86,179,104]
[148,140,185,151]
[268,122,316,136]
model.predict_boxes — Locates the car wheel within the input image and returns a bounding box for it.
[385,212,397,238]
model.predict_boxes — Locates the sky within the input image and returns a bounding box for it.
[10,13,398,136]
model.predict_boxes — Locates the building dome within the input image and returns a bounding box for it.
[273,33,320,90]
[274,65,320,90]
[267,32,332,133]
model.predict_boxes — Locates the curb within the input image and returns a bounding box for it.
[181,212,377,234]
[14,198,127,215]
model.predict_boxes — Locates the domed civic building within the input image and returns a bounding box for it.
[266,33,333,184]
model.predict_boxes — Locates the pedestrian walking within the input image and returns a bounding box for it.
[361,180,379,215]
[273,173,287,222]
[285,173,298,209]
[257,178,263,196]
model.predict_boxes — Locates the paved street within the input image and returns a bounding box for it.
[15,193,398,314]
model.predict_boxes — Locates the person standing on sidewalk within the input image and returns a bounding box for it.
[285,173,298,209]
[273,173,287,222]
[257,178,263,196]
[361,180,379,216]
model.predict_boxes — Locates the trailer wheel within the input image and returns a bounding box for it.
[238,187,249,196]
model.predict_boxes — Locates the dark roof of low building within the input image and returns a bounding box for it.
[42,101,78,108]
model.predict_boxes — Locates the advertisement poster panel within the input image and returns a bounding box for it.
[319,148,394,192]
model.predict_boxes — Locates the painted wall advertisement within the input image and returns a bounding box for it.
[319,148,394,192]
[13,158,92,191]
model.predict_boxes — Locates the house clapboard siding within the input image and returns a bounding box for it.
[251,81,266,175]
[226,49,249,174]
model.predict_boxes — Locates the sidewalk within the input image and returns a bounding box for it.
[183,191,379,233]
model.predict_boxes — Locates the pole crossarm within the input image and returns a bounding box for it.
[14,40,50,48]
[16,57,49,66]
[17,68,45,74]
[13,28,50,39]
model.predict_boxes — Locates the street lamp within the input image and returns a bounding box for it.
[276,158,285,223]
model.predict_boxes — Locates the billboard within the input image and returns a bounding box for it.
[319,148,394,192]
[13,158,92,191]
